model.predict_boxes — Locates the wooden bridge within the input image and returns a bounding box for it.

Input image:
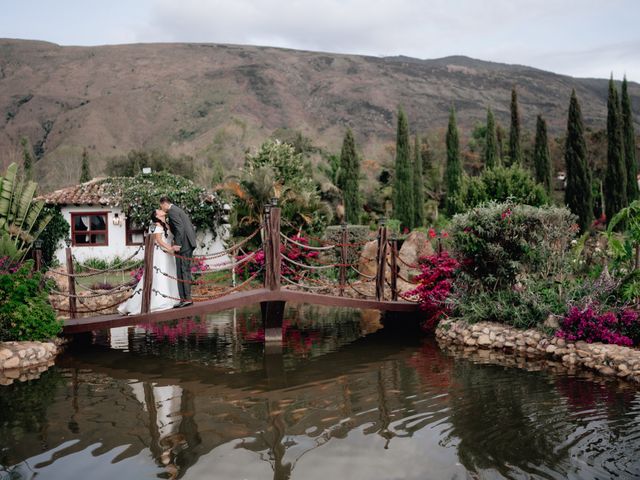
[53,204,421,337]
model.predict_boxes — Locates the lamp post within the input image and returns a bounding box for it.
[33,238,43,271]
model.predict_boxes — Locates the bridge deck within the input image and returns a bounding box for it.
[62,288,420,334]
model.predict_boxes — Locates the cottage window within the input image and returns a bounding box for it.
[71,212,108,246]
[126,219,145,246]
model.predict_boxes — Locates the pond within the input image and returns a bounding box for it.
[1,305,640,480]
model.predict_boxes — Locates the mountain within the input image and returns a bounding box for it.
[1,38,638,190]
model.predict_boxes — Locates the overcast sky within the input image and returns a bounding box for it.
[2,0,639,81]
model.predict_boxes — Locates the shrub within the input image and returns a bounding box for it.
[37,207,69,268]
[408,252,459,330]
[451,165,549,214]
[0,259,61,341]
[556,305,640,346]
[451,202,577,292]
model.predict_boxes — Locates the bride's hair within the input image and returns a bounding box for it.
[150,211,168,236]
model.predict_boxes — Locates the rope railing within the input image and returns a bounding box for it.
[164,226,262,262]
[50,289,141,314]
[281,254,340,270]
[280,274,329,290]
[279,232,336,251]
[350,265,376,280]
[50,284,133,299]
[72,245,144,272]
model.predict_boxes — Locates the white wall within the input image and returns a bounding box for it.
[55,205,231,267]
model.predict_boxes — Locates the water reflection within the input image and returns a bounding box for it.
[1,306,640,480]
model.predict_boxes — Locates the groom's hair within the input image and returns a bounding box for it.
[159,196,172,204]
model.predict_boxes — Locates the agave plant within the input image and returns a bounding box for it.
[0,163,52,261]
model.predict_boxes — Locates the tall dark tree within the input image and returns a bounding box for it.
[564,90,593,231]
[622,76,638,202]
[604,76,627,223]
[445,106,462,216]
[393,108,414,229]
[413,135,425,227]
[80,148,91,183]
[484,107,498,169]
[533,115,552,194]
[509,86,523,165]
[20,137,33,181]
[337,128,361,224]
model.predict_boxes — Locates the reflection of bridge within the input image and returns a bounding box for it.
[56,205,420,336]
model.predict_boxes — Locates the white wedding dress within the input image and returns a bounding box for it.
[118,228,181,315]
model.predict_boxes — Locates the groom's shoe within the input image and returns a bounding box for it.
[181,301,193,307]
[173,302,184,308]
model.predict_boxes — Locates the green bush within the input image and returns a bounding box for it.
[37,207,69,268]
[451,202,577,292]
[0,260,61,341]
[451,165,549,214]
[324,224,373,265]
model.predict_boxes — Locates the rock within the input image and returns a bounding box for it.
[0,348,12,361]
[599,366,616,376]
[543,314,560,330]
[477,334,491,346]
[358,240,380,278]
[2,356,19,369]
[545,345,557,354]
[398,231,434,279]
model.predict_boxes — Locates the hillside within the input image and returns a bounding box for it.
[0,39,638,190]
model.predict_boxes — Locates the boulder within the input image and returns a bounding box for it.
[358,240,378,277]
[398,231,434,280]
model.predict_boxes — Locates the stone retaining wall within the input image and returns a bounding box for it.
[436,320,640,383]
[0,341,59,386]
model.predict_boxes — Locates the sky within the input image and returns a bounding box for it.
[1,0,639,81]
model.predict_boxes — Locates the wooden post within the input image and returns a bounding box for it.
[375,219,388,301]
[265,202,281,291]
[140,232,155,314]
[33,242,43,271]
[262,206,271,289]
[338,223,348,297]
[65,247,77,319]
[389,234,398,301]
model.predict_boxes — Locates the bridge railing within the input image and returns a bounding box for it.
[50,204,419,319]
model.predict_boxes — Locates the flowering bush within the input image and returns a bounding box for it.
[235,235,319,281]
[557,305,640,346]
[408,252,459,331]
[190,257,209,274]
[451,202,577,292]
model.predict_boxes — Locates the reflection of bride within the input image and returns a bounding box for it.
[118,210,181,315]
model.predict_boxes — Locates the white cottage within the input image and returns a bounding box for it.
[39,178,230,265]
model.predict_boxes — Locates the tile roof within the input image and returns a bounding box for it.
[37,178,122,206]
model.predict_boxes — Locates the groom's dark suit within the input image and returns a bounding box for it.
[166,204,197,302]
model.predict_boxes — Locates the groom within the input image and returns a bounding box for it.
[160,196,197,307]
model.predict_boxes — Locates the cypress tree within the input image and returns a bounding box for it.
[484,107,498,169]
[533,115,552,194]
[509,86,522,165]
[413,135,425,227]
[393,108,414,229]
[445,106,462,216]
[604,76,627,223]
[337,128,361,224]
[20,137,33,181]
[80,148,91,183]
[564,90,593,231]
[622,76,638,202]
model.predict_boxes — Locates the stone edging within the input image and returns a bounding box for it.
[0,340,59,386]
[436,320,640,383]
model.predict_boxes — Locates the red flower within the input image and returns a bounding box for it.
[441,231,449,238]
[500,208,512,220]
[428,228,437,239]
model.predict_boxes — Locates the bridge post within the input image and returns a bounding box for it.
[141,230,155,314]
[389,233,399,301]
[265,199,281,291]
[375,218,388,301]
[262,198,284,347]
[338,223,348,296]
[65,244,77,319]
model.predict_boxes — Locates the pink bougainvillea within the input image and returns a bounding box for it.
[234,235,319,281]
[408,251,459,331]
[556,305,640,347]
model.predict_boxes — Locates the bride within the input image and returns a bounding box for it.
[118,210,181,315]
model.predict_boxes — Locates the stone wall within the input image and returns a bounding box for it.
[436,319,640,383]
[0,340,59,385]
